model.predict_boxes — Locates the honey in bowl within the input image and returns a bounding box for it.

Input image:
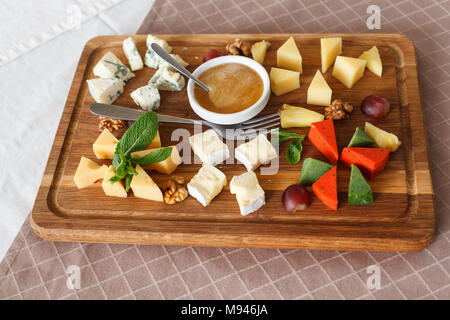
[194,63,264,114]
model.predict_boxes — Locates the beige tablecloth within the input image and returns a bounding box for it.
[1,0,449,300]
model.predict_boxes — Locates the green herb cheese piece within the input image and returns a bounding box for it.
[347,127,374,147]
[299,158,333,186]
[348,164,373,205]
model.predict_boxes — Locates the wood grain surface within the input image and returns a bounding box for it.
[30,34,435,251]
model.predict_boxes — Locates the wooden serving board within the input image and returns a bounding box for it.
[31,34,435,251]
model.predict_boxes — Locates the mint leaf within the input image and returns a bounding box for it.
[132,147,173,167]
[125,174,133,192]
[271,129,305,144]
[116,111,158,156]
[286,138,303,165]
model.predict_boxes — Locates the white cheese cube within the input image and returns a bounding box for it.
[130,84,160,111]
[230,171,265,216]
[154,66,185,91]
[93,51,135,82]
[86,78,124,104]
[187,164,227,207]
[189,129,230,166]
[234,134,278,171]
[122,37,143,71]
[145,35,172,69]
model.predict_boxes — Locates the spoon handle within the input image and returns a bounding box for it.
[151,43,209,92]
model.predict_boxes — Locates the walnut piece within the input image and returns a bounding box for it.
[98,117,127,132]
[163,176,188,204]
[324,99,354,120]
[225,39,252,56]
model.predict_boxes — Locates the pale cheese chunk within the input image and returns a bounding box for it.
[73,157,107,189]
[93,51,135,82]
[122,37,143,71]
[145,35,172,69]
[277,36,302,73]
[130,165,163,201]
[234,134,278,171]
[359,46,382,77]
[270,67,300,96]
[147,130,161,149]
[93,129,118,159]
[307,69,332,106]
[131,146,182,175]
[130,84,160,111]
[86,78,124,104]
[320,37,342,73]
[102,166,127,198]
[251,40,271,64]
[187,164,227,207]
[160,54,189,71]
[280,104,324,128]
[332,56,367,88]
[189,129,230,166]
[230,171,265,216]
[365,122,401,152]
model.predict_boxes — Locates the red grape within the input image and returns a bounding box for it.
[360,95,391,119]
[202,49,224,62]
[282,184,311,212]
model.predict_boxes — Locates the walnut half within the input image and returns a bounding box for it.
[163,176,188,204]
[324,99,354,120]
[98,117,127,132]
[225,39,252,57]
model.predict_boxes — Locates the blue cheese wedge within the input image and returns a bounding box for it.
[160,53,189,70]
[187,164,227,207]
[230,171,265,216]
[86,78,124,104]
[150,65,185,91]
[122,37,143,71]
[93,51,135,82]
[130,84,160,111]
[145,35,172,69]
[189,129,230,166]
[235,134,278,171]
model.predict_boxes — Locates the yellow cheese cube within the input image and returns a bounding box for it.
[359,46,382,77]
[332,56,367,88]
[131,146,181,175]
[364,122,401,152]
[73,156,107,189]
[321,37,342,73]
[146,130,161,149]
[270,67,300,96]
[130,165,163,201]
[101,166,127,198]
[280,104,324,128]
[277,36,302,73]
[251,40,271,64]
[307,70,332,106]
[93,129,118,159]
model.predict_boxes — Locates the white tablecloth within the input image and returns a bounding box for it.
[0,0,154,261]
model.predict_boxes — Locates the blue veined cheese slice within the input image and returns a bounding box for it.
[234,134,278,171]
[145,35,172,69]
[122,37,143,71]
[187,164,227,207]
[189,129,230,166]
[86,78,124,104]
[230,171,265,216]
[153,65,185,91]
[93,51,135,82]
[130,84,160,111]
[160,53,189,70]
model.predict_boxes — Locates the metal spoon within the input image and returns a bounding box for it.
[151,43,209,92]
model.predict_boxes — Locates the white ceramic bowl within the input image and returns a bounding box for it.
[187,55,270,125]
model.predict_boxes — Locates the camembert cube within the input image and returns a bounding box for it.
[73,156,107,189]
[277,36,302,73]
[130,165,163,201]
[234,134,278,171]
[93,129,118,159]
[189,129,230,166]
[131,146,182,175]
[187,164,227,207]
[86,78,124,104]
[230,171,265,216]
[93,51,135,82]
[359,46,382,77]
[102,166,127,198]
[321,37,342,73]
[270,67,300,96]
[307,70,332,106]
[332,56,367,88]
[280,104,324,128]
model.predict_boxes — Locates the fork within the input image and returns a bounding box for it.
[90,103,280,140]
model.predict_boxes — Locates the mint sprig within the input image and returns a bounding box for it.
[110,111,171,191]
[272,129,305,165]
